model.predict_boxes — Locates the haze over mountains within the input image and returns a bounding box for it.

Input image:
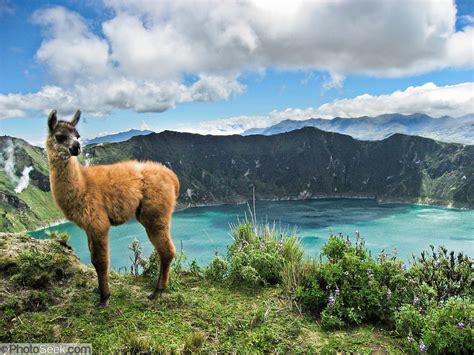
[83,129,154,145]
[82,113,474,146]
[242,113,474,145]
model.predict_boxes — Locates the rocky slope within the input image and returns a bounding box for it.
[1,128,473,232]
[85,128,474,208]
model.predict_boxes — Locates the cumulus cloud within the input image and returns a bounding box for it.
[181,82,474,135]
[0,75,244,118]
[32,6,110,83]
[0,0,473,119]
[103,0,473,77]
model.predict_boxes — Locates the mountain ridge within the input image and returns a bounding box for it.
[242,113,474,144]
[83,129,154,145]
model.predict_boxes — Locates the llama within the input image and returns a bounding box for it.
[46,110,179,307]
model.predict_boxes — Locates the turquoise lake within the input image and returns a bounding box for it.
[29,199,474,271]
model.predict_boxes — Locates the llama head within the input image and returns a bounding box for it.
[47,110,82,157]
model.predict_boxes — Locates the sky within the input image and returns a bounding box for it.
[0,0,473,145]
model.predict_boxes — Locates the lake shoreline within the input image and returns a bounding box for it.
[177,193,471,213]
[29,194,469,233]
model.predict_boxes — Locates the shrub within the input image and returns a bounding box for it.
[295,233,473,335]
[296,234,402,327]
[394,304,424,338]
[396,298,473,354]
[202,219,304,288]
[408,245,473,302]
[204,256,228,282]
[225,222,303,287]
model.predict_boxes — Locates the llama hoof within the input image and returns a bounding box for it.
[148,290,164,300]
[97,294,110,308]
[98,300,109,308]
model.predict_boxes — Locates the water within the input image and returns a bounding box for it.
[29,199,474,271]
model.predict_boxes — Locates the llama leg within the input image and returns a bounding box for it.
[144,220,176,299]
[88,232,111,307]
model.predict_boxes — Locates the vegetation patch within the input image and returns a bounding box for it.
[1,219,472,353]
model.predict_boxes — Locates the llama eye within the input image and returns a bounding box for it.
[55,134,67,143]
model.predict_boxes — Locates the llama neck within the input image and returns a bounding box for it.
[48,151,86,208]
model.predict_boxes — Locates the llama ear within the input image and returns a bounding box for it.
[70,110,81,126]
[48,110,58,131]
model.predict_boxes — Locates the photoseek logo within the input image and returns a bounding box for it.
[0,343,92,354]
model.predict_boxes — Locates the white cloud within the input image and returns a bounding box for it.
[0,1,473,119]
[0,75,244,119]
[32,7,110,83]
[181,82,474,135]
[102,0,473,77]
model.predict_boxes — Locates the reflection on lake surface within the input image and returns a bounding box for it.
[29,199,474,271]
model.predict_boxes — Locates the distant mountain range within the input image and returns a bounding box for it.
[2,127,473,232]
[242,113,474,145]
[83,129,154,145]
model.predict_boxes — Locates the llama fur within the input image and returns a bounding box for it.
[46,110,179,306]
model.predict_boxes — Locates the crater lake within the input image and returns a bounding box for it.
[29,199,474,271]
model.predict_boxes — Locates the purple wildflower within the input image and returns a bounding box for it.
[413,297,420,305]
[278,239,283,253]
[419,341,428,353]
[407,335,414,343]
[328,294,336,307]
[458,321,464,330]
[335,287,340,297]
[367,267,374,279]
[387,289,392,299]
[344,271,349,276]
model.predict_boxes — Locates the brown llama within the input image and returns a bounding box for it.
[46,109,179,307]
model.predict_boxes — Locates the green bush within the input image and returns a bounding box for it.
[296,234,403,327]
[395,298,473,354]
[394,304,424,338]
[422,298,473,354]
[202,220,304,288]
[204,256,228,282]
[295,233,473,338]
[225,222,302,287]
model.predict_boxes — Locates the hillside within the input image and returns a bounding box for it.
[86,127,474,208]
[242,113,474,145]
[0,136,63,232]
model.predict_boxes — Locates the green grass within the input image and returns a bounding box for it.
[1,274,404,353]
[0,233,404,353]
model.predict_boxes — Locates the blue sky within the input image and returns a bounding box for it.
[0,0,473,144]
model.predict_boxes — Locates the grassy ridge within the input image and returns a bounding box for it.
[0,233,404,353]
